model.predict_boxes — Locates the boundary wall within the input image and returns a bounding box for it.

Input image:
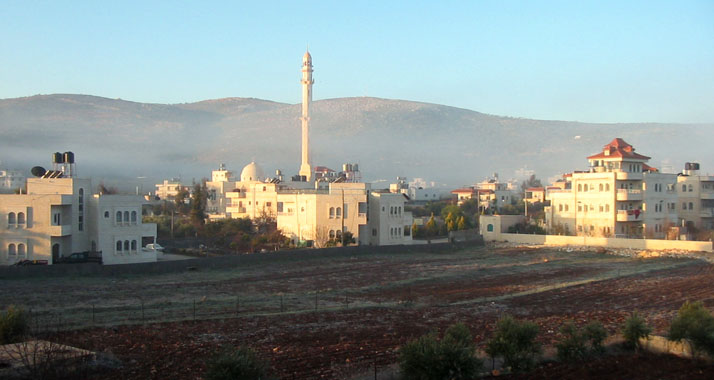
[483,231,712,252]
[0,239,483,279]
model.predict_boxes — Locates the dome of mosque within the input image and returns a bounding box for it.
[240,161,265,182]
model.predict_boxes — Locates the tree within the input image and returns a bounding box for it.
[190,183,207,227]
[485,315,541,372]
[399,323,483,380]
[556,321,608,362]
[457,216,467,230]
[425,214,438,237]
[97,182,118,195]
[668,301,714,357]
[520,174,543,193]
[622,312,651,351]
[175,187,190,214]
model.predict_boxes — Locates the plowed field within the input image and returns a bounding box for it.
[4,244,714,379]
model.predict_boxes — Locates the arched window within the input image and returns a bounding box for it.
[104,211,110,218]
[78,188,84,206]
[336,207,341,218]
[398,227,402,236]
[8,244,16,256]
[116,211,122,223]
[329,230,335,239]
[487,224,494,232]
[577,184,582,192]
[123,211,130,224]
[8,212,16,226]
[336,230,342,240]
[17,212,25,225]
[131,240,137,252]
[565,204,569,211]
[262,186,266,191]
[131,211,137,224]
[329,207,335,219]
[116,241,122,252]
[689,202,694,210]
[124,240,130,251]
[682,184,687,192]
[599,184,603,191]
[605,184,610,191]
[17,244,25,256]
[688,184,693,192]
[558,204,563,212]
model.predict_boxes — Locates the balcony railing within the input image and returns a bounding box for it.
[616,189,643,201]
[616,209,644,222]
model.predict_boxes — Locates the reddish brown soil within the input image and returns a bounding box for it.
[46,248,714,379]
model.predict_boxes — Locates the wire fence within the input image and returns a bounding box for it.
[23,290,411,335]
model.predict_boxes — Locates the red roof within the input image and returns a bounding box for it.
[451,188,475,194]
[587,138,650,160]
[642,163,658,172]
[526,187,545,192]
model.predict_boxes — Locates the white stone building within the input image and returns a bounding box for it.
[546,138,678,239]
[1,175,157,266]
[677,163,714,231]
[363,191,413,246]
[0,168,25,193]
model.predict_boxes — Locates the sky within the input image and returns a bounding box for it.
[1,0,712,123]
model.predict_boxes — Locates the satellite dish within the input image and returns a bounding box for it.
[31,166,47,177]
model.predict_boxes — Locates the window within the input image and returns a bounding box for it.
[116,211,122,223]
[599,205,604,212]
[605,184,610,191]
[263,186,266,191]
[683,202,687,210]
[104,211,110,218]
[131,211,137,224]
[405,225,411,236]
[558,204,563,212]
[16,212,25,226]
[116,241,122,252]
[599,184,603,191]
[682,184,687,192]
[8,244,16,256]
[336,207,341,219]
[372,228,377,236]
[336,230,342,240]
[124,240,130,251]
[17,244,25,256]
[605,204,610,212]
[329,230,335,239]
[578,205,582,212]
[8,212,15,226]
[577,184,582,192]
[131,240,137,252]
[329,207,335,218]
[124,211,129,224]
[53,213,61,225]
[565,205,569,211]
[266,202,272,207]
[689,184,693,192]
[277,202,283,212]
[78,215,83,231]
[487,224,494,232]
[689,202,694,210]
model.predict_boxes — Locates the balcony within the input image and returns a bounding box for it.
[227,206,247,214]
[227,191,246,198]
[49,224,72,236]
[616,209,644,222]
[701,190,714,200]
[701,209,714,218]
[616,172,643,181]
[616,189,643,201]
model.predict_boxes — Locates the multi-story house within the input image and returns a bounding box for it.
[1,173,157,265]
[546,138,677,238]
[677,163,714,231]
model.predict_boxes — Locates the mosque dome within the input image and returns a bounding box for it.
[240,161,265,182]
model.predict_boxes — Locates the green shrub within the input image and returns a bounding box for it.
[0,305,29,344]
[399,323,483,380]
[485,315,541,372]
[668,301,714,357]
[556,321,608,362]
[622,312,651,350]
[204,346,274,380]
[584,321,608,353]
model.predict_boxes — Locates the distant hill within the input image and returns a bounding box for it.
[1,94,712,188]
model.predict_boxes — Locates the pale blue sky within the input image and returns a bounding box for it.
[1,0,712,123]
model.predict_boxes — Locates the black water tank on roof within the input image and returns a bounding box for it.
[52,152,64,163]
[64,151,75,164]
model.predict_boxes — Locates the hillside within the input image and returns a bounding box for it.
[1,94,712,187]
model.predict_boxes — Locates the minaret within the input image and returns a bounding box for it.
[299,50,314,181]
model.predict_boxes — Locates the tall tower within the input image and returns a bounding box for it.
[299,50,314,181]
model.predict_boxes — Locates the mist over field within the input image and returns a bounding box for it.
[1,94,712,189]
